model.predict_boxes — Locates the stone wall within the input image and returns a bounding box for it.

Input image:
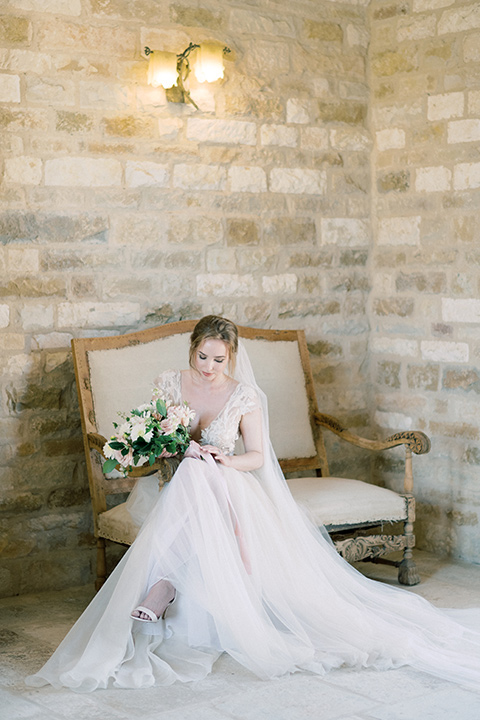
[369,0,480,561]
[0,0,371,596]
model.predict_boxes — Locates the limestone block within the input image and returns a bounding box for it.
[4,156,42,186]
[0,305,9,329]
[187,118,256,146]
[443,368,480,393]
[374,410,413,430]
[468,90,480,115]
[278,299,340,318]
[464,35,480,64]
[396,272,447,293]
[415,166,451,192]
[245,39,290,80]
[226,219,259,247]
[158,117,182,139]
[346,24,368,49]
[427,92,464,120]
[443,298,480,323]
[318,101,366,125]
[377,360,401,388]
[169,217,222,246]
[378,216,421,246]
[125,161,169,188]
[205,249,237,273]
[103,115,155,138]
[196,274,256,296]
[45,157,121,187]
[0,333,24,350]
[170,4,225,30]
[269,168,326,195]
[260,124,298,148]
[438,4,480,35]
[20,304,54,331]
[371,337,418,356]
[421,340,469,363]
[413,0,454,10]
[371,49,417,77]
[0,74,20,103]
[330,128,370,151]
[7,248,39,273]
[229,8,294,37]
[304,19,343,42]
[301,127,328,151]
[373,298,414,317]
[228,166,267,193]
[37,20,135,56]
[264,219,316,246]
[262,274,297,294]
[286,99,310,124]
[397,15,436,42]
[0,15,31,43]
[80,81,131,109]
[448,119,480,145]
[453,162,480,190]
[320,218,369,246]
[31,332,73,349]
[25,76,75,105]
[376,128,405,151]
[56,111,93,133]
[173,164,226,191]
[57,302,140,328]
[8,0,81,13]
[1,50,52,76]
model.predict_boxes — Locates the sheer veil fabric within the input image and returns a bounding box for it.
[26,343,480,692]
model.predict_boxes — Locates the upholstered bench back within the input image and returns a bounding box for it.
[84,328,322,469]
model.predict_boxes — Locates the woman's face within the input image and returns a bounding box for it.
[194,338,229,381]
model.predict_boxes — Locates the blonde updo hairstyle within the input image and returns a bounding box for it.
[189,315,239,377]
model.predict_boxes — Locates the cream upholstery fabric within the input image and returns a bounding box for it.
[98,475,407,547]
[286,477,407,529]
[88,334,316,460]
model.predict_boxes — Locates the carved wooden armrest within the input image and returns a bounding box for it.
[86,432,180,481]
[314,413,431,455]
[314,413,431,495]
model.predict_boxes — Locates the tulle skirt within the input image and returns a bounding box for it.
[26,457,480,692]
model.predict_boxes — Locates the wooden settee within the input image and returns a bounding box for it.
[72,321,430,590]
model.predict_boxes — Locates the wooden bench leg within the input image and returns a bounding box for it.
[95,537,107,592]
[398,502,420,586]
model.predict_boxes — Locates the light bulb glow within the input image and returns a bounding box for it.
[194,43,224,84]
[147,51,178,89]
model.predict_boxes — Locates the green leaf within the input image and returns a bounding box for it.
[156,398,167,416]
[108,441,124,450]
[103,458,118,474]
[149,455,156,466]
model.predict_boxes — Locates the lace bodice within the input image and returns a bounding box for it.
[153,370,260,455]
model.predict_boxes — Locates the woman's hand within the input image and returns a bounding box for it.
[201,445,234,467]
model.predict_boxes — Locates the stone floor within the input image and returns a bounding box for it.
[1,551,480,720]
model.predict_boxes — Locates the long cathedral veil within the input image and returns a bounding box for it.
[234,342,480,688]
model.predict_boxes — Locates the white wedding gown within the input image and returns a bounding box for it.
[26,369,480,692]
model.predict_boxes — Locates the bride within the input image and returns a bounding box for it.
[27,315,480,692]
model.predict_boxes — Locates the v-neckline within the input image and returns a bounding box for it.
[178,370,241,435]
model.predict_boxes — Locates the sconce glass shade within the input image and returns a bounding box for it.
[194,43,224,83]
[147,51,178,89]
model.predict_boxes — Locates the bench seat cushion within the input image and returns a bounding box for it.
[97,476,408,546]
[287,476,408,530]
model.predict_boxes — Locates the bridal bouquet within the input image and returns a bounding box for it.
[102,394,195,476]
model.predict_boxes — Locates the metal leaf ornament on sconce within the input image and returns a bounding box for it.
[145,43,231,111]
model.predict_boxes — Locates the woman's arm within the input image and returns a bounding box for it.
[203,408,264,472]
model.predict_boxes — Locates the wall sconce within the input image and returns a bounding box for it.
[145,42,230,110]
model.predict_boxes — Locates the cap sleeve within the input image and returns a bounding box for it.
[236,383,261,417]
